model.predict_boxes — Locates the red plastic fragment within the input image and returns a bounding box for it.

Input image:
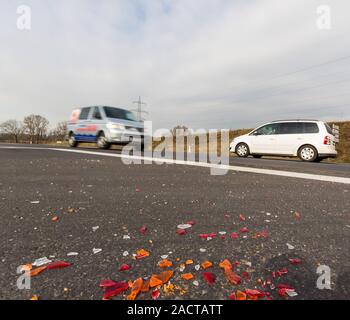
[203,272,216,284]
[242,272,250,280]
[277,268,288,277]
[239,227,249,233]
[199,234,209,239]
[176,229,186,235]
[151,289,160,300]
[239,214,246,221]
[209,233,217,238]
[100,280,117,288]
[139,226,147,234]
[229,293,236,300]
[103,282,129,299]
[119,264,131,272]
[289,258,301,265]
[230,232,238,239]
[46,261,71,270]
[186,221,195,226]
[245,289,266,299]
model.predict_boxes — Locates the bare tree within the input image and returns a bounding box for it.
[0,120,24,143]
[51,121,67,141]
[23,114,49,144]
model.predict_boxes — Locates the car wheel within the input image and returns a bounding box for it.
[97,132,110,149]
[253,155,262,159]
[68,133,78,148]
[298,145,318,162]
[235,143,250,158]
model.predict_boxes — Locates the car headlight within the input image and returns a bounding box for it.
[107,123,125,130]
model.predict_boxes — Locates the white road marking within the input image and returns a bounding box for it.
[1,146,350,184]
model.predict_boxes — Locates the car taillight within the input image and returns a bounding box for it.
[323,136,331,145]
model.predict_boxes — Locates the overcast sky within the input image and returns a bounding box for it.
[1,0,349,130]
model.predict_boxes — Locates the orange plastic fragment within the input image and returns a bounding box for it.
[150,275,163,287]
[201,261,213,269]
[158,259,173,268]
[219,259,232,270]
[181,273,194,280]
[236,290,247,300]
[150,270,174,287]
[30,266,47,277]
[185,260,193,265]
[135,249,150,259]
[159,270,173,283]
[141,279,150,292]
[127,278,143,300]
[20,264,32,272]
[225,269,241,285]
[51,216,59,222]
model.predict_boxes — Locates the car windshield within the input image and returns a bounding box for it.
[103,107,137,121]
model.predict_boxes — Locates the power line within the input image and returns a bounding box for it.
[131,96,148,121]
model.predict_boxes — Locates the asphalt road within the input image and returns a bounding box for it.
[0,145,349,300]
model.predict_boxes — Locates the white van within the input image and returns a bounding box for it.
[229,120,337,162]
[67,106,145,150]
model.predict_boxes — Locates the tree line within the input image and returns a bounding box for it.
[0,115,67,144]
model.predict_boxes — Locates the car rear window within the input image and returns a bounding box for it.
[79,107,91,120]
[325,123,334,135]
[276,122,319,134]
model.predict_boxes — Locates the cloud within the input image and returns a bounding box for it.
[0,0,349,130]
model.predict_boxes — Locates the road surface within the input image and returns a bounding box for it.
[0,144,349,300]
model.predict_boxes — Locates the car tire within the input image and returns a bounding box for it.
[235,143,250,158]
[298,145,318,162]
[68,133,78,148]
[97,132,110,149]
[253,155,262,159]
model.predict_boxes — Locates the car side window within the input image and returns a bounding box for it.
[253,124,279,135]
[79,107,91,120]
[302,122,319,133]
[92,107,102,120]
[276,123,300,134]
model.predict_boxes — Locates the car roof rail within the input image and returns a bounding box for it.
[271,119,320,122]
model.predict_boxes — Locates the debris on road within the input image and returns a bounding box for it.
[93,248,102,254]
[33,257,52,267]
[289,258,301,265]
[135,249,150,259]
[286,243,295,250]
[119,264,131,272]
[177,223,192,230]
[203,272,215,284]
[139,225,147,234]
[201,261,213,269]
[159,259,173,268]
[181,273,194,280]
[176,229,186,235]
[102,281,129,300]
[67,252,79,256]
[46,261,71,270]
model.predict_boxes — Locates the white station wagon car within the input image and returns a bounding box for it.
[230,120,337,162]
